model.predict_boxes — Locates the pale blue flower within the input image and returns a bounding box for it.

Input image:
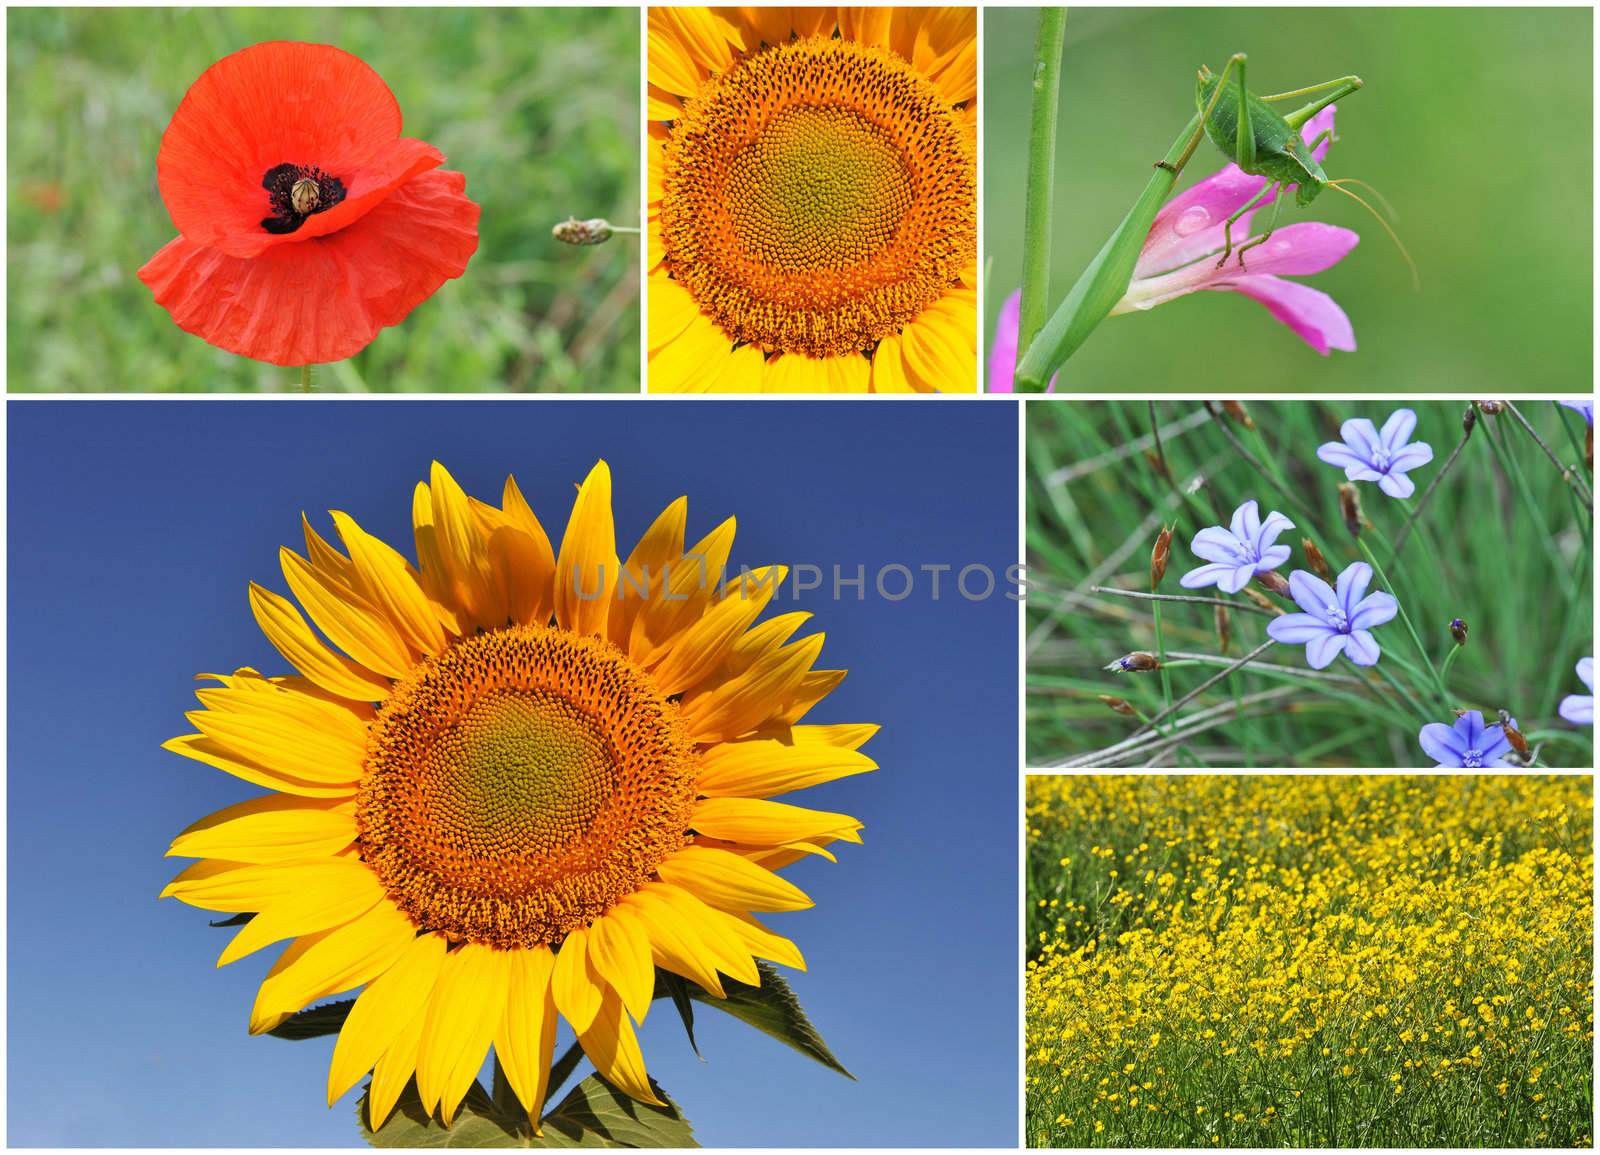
[1559,657,1593,726]
[1316,408,1434,498]
[1418,710,1516,768]
[1178,500,1294,595]
[1266,562,1397,668]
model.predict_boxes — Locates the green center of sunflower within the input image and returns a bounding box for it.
[357,625,699,949]
[659,35,976,359]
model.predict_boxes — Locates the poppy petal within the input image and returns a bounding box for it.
[156,41,443,259]
[140,168,479,366]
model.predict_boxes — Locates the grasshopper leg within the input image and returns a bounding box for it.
[1217,181,1276,269]
[1232,190,1286,271]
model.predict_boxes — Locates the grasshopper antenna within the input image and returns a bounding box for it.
[1326,179,1419,290]
[1325,177,1398,222]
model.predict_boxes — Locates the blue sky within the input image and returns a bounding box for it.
[7,399,1020,1147]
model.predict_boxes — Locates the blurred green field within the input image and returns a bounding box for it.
[7,7,640,392]
[986,8,1593,390]
[1026,400,1595,766]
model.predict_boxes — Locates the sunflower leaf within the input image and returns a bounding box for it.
[207,912,255,927]
[359,1075,696,1148]
[686,963,853,1079]
[654,970,701,1058]
[266,998,354,1040]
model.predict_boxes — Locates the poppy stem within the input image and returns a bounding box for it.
[299,365,312,393]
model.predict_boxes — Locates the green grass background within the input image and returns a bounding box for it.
[8,7,640,392]
[1026,399,1595,766]
[986,8,1593,390]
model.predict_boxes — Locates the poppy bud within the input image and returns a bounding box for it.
[1151,526,1172,590]
[1303,538,1331,582]
[1105,651,1160,673]
[1338,483,1364,539]
[1239,586,1282,615]
[553,217,615,245]
[1215,605,1231,654]
[1462,405,1478,436]
[290,177,321,215]
[1255,569,1290,596]
[1098,694,1137,716]
[1222,400,1255,430]
[1449,618,1468,646]
[1476,400,1505,416]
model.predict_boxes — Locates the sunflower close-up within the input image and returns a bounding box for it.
[159,460,874,1139]
[648,6,977,392]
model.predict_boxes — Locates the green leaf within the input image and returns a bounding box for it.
[208,912,254,927]
[361,1075,696,1148]
[686,963,852,1079]
[654,971,701,1059]
[266,999,353,1040]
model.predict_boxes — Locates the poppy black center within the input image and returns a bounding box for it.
[260,164,347,234]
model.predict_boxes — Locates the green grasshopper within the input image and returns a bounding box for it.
[1015,53,1412,391]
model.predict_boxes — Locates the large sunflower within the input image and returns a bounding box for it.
[161,462,874,1131]
[648,6,977,393]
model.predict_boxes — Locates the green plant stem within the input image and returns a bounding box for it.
[1356,534,1445,702]
[1369,654,1433,726]
[1390,409,1474,563]
[1438,643,1464,690]
[299,364,311,392]
[1017,7,1067,358]
[1504,401,1593,509]
[1089,585,1277,616]
[1152,597,1174,714]
[1481,418,1575,600]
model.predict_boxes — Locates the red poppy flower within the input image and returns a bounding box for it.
[138,41,479,366]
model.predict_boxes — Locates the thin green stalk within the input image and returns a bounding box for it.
[1481,418,1575,600]
[1356,534,1445,702]
[300,364,312,392]
[1017,7,1067,357]
[1152,598,1174,714]
[1369,654,1433,726]
[1016,110,1203,387]
[1438,643,1464,690]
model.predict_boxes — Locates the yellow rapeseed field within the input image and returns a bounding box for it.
[1025,776,1593,1147]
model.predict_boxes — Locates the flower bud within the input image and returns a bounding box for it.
[1150,526,1172,590]
[1338,483,1364,539]
[1476,400,1505,416]
[1144,447,1171,482]
[1105,651,1160,673]
[1303,538,1331,582]
[1254,569,1290,596]
[553,217,615,245]
[1462,405,1478,436]
[1098,694,1137,716]
[1215,605,1231,655]
[1449,618,1468,646]
[1222,400,1255,430]
[1586,425,1594,471]
[1239,586,1282,615]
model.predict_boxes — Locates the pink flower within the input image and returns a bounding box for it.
[985,289,1057,393]
[1109,107,1359,356]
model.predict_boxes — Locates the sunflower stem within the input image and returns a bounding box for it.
[1017,7,1066,360]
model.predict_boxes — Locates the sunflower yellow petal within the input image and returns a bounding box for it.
[248,584,392,701]
[586,906,656,1025]
[648,882,761,986]
[647,27,704,98]
[696,736,877,798]
[369,998,430,1130]
[838,7,893,47]
[792,722,879,750]
[497,475,557,626]
[719,909,808,971]
[250,899,417,1033]
[648,567,785,696]
[609,495,687,650]
[416,942,509,1124]
[869,335,922,393]
[647,278,702,355]
[554,461,619,637]
[169,795,356,863]
[779,668,849,724]
[430,462,506,631]
[330,511,446,657]
[187,701,365,789]
[550,927,604,1035]
[328,932,448,1106]
[680,633,826,741]
[691,797,864,848]
[578,987,663,1107]
[648,312,735,392]
[701,341,768,393]
[162,734,355,799]
[657,844,813,912]
[410,482,468,636]
[493,946,559,1129]
[619,889,726,998]
[628,517,737,666]
[207,863,386,967]
[280,547,414,679]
